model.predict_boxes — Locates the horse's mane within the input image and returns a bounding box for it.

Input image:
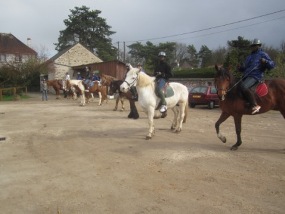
[100,74,117,86]
[137,72,155,87]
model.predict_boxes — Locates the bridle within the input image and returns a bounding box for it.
[123,72,139,88]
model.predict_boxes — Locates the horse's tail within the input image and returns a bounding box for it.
[183,101,188,123]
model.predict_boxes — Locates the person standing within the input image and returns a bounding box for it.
[238,38,275,114]
[40,79,48,101]
[153,51,173,113]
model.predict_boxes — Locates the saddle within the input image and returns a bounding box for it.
[160,82,174,98]
[251,82,268,97]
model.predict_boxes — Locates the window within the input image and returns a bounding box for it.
[210,87,217,94]
[0,54,6,62]
[15,54,22,62]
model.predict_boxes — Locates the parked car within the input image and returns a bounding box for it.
[188,86,219,109]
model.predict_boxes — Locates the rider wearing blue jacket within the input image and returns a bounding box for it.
[238,38,275,114]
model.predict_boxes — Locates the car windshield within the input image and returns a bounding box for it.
[191,87,207,93]
[210,87,217,94]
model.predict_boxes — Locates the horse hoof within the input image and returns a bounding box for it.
[146,136,152,140]
[218,134,227,143]
[174,129,181,133]
[230,146,238,151]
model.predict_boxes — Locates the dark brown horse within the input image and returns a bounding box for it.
[214,65,285,150]
[46,79,67,99]
[109,80,139,119]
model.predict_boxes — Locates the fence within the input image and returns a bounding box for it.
[0,87,27,101]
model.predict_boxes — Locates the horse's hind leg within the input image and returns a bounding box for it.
[215,112,230,144]
[113,96,119,111]
[170,107,179,130]
[174,103,186,133]
[231,115,243,151]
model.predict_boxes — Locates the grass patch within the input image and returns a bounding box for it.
[1,94,30,101]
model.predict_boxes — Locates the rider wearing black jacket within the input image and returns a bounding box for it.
[153,51,173,113]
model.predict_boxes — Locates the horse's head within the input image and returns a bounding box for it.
[120,65,140,93]
[214,64,233,101]
[108,80,119,95]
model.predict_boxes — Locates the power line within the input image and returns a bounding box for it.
[168,15,285,43]
[124,9,285,43]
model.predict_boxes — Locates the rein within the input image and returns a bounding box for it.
[216,65,259,99]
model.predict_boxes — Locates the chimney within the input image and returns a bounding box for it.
[27,38,31,46]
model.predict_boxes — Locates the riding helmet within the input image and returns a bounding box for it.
[158,51,166,57]
[250,38,262,46]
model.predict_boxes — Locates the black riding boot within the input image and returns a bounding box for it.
[242,89,256,107]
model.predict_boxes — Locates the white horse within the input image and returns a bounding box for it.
[120,65,188,139]
[66,80,86,106]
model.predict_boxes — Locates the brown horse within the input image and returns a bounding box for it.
[100,74,118,87]
[214,65,285,150]
[46,79,67,99]
[109,80,139,119]
[84,81,108,105]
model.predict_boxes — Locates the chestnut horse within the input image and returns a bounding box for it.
[214,65,285,150]
[100,74,117,86]
[84,81,108,106]
[46,79,67,99]
[109,80,139,119]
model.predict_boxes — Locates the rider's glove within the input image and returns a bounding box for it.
[260,58,267,64]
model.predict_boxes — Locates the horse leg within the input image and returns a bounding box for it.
[80,92,86,106]
[120,96,125,111]
[128,100,139,119]
[171,107,179,130]
[98,92,102,106]
[215,111,230,144]
[113,95,119,111]
[231,115,243,151]
[56,90,60,99]
[146,107,155,140]
[175,102,186,133]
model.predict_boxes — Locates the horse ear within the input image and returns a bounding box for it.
[215,64,220,71]
[129,64,133,69]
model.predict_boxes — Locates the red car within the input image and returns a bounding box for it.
[188,86,219,109]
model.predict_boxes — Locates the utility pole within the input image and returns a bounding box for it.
[117,41,120,60]
[123,42,126,62]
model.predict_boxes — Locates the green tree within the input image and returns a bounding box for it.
[54,6,117,61]
[198,45,212,68]
[128,41,176,72]
[0,57,50,89]
[224,36,251,68]
[187,44,199,68]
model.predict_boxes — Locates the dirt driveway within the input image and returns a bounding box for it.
[0,93,284,214]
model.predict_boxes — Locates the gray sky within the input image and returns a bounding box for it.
[1,0,285,58]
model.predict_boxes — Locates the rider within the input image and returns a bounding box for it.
[91,70,101,83]
[153,51,173,113]
[238,38,275,114]
[77,72,83,80]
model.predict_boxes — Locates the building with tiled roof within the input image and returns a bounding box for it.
[47,42,103,80]
[0,33,37,65]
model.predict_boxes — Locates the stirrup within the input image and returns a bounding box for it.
[252,105,261,114]
[160,105,167,113]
